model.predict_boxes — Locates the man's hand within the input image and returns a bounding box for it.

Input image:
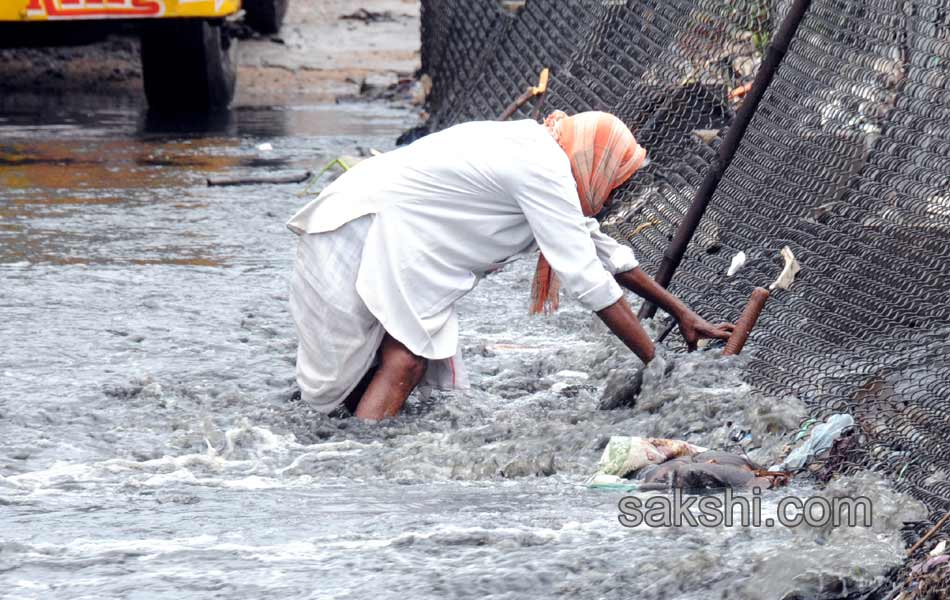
[614,268,733,351]
[677,312,734,352]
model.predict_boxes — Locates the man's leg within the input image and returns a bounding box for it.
[354,334,428,421]
[342,365,377,414]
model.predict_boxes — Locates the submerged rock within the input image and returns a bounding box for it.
[500,453,557,478]
[599,351,678,411]
[598,366,644,410]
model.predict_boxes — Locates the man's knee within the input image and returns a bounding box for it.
[380,339,427,383]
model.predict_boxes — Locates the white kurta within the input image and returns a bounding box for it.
[288,119,639,411]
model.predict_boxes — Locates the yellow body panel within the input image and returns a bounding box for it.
[0,0,240,21]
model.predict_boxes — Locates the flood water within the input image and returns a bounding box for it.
[0,101,926,599]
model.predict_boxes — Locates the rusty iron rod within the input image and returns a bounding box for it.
[722,287,770,356]
[500,68,549,122]
[907,512,950,557]
[530,87,548,121]
[498,88,535,121]
[638,0,813,320]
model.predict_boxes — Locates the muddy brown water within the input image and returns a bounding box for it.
[0,100,926,599]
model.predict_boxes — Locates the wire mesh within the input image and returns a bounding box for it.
[418,0,950,553]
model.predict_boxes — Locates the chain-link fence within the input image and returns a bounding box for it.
[417,0,950,587]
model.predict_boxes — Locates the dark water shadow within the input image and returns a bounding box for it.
[138,106,292,141]
[139,109,238,139]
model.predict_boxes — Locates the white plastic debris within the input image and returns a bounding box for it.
[771,413,854,471]
[256,142,273,152]
[727,251,747,277]
[930,540,948,557]
[589,473,625,486]
[770,246,801,290]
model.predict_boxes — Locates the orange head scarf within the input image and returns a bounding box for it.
[530,110,648,314]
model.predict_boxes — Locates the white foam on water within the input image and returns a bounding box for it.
[1,420,388,498]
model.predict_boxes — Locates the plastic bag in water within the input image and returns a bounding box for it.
[771,413,854,471]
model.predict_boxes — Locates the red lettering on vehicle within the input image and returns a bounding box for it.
[27,0,166,18]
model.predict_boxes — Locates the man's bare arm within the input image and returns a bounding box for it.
[596,297,655,364]
[614,267,733,350]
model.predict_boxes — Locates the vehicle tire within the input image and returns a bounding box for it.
[243,0,289,35]
[141,19,237,112]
